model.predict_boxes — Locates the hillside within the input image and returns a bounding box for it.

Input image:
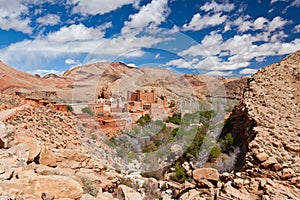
[219,50,300,199]
[0,60,71,93]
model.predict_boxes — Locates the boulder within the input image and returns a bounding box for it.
[193,168,219,182]
[280,168,295,180]
[179,189,202,200]
[31,175,83,199]
[17,137,41,162]
[39,147,57,167]
[222,181,252,199]
[117,185,143,200]
[261,157,277,168]
[255,152,269,162]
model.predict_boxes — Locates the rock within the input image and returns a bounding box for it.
[222,181,252,199]
[291,177,300,188]
[280,168,295,180]
[17,137,41,162]
[80,193,97,200]
[179,189,202,200]
[31,175,83,199]
[118,185,143,200]
[193,168,219,182]
[39,147,57,167]
[7,143,29,163]
[261,157,277,168]
[42,192,55,200]
[272,163,282,171]
[0,168,14,180]
[255,152,269,162]
[98,192,118,200]
[183,180,195,190]
[196,179,214,188]
[0,122,6,137]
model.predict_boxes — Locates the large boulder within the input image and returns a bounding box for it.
[31,175,83,199]
[193,168,219,182]
[0,175,83,199]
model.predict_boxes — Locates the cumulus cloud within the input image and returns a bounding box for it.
[46,24,105,43]
[200,1,235,13]
[0,0,32,33]
[229,15,291,33]
[239,68,258,75]
[36,14,61,26]
[0,22,167,70]
[121,0,170,34]
[67,0,138,15]
[182,13,227,31]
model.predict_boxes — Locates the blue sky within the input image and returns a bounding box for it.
[0,0,299,77]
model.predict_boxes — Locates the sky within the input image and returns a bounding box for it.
[0,0,299,77]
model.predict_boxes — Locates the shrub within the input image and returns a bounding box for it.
[171,162,189,183]
[81,107,94,116]
[166,113,181,125]
[80,176,99,197]
[137,114,151,125]
[220,133,234,148]
[210,145,222,160]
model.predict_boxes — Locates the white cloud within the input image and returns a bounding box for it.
[268,16,290,32]
[0,23,167,70]
[293,24,300,33]
[253,17,269,30]
[0,0,32,33]
[36,14,61,26]
[165,58,193,69]
[230,16,290,33]
[239,68,258,75]
[182,13,227,31]
[121,0,170,34]
[206,70,233,77]
[65,58,81,65]
[46,24,105,43]
[200,1,235,13]
[67,0,138,15]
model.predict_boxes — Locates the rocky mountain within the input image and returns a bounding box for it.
[219,50,300,199]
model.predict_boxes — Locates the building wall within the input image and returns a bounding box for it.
[54,104,67,112]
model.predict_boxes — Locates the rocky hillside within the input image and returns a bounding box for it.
[219,50,300,199]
